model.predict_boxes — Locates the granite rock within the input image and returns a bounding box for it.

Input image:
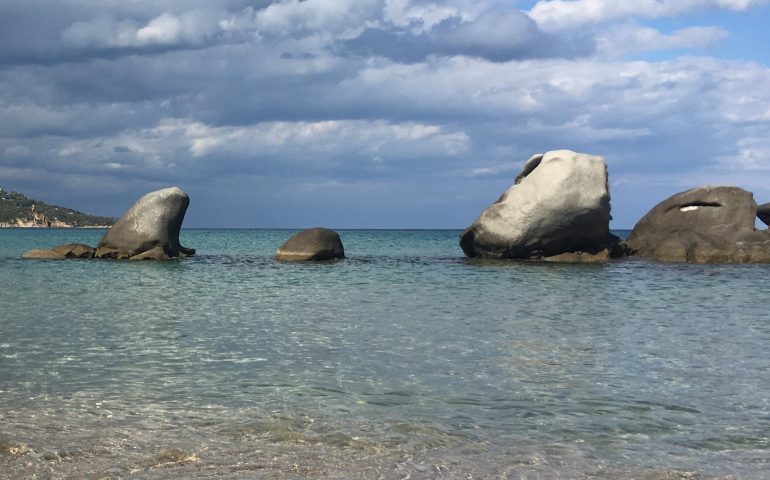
[51,243,95,259]
[276,228,345,261]
[625,185,770,263]
[22,249,66,260]
[460,150,619,260]
[95,187,194,259]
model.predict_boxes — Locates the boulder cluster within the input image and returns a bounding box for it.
[20,151,770,264]
[22,187,345,263]
[460,149,770,264]
[23,187,196,261]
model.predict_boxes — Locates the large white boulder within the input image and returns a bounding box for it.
[460,150,619,260]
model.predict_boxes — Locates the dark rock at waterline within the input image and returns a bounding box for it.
[52,243,95,259]
[276,228,345,261]
[625,185,770,263]
[757,202,770,227]
[95,187,195,260]
[460,150,620,261]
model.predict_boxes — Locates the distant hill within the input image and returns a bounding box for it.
[0,188,116,228]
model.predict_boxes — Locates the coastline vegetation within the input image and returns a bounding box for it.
[0,188,115,227]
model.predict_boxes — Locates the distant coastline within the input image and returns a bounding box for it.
[0,224,111,229]
[0,188,116,229]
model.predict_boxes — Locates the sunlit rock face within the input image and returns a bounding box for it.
[625,185,770,263]
[95,187,195,260]
[460,150,619,261]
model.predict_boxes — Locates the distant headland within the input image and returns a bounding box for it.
[0,188,115,228]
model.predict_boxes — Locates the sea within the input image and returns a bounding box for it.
[1,228,768,479]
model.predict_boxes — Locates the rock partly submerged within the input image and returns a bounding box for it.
[460,150,620,262]
[22,187,194,261]
[95,187,195,260]
[21,249,66,260]
[625,185,770,263]
[276,228,345,262]
[52,243,96,259]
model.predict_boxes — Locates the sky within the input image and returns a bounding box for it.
[1,0,770,229]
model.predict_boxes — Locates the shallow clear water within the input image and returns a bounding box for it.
[1,229,768,479]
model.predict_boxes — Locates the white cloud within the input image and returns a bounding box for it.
[61,10,221,48]
[720,136,770,171]
[182,118,470,159]
[443,10,540,51]
[136,13,184,45]
[383,0,463,32]
[39,118,470,178]
[253,0,380,38]
[596,25,728,58]
[528,0,770,30]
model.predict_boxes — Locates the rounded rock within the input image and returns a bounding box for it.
[625,185,770,263]
[276,228,345,262]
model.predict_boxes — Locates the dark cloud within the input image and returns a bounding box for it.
[0,0,271,65]
[343,9,594,62]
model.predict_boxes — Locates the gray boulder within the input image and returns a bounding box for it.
[460,150,619,260]
[95,187,195,260]
[276,228,345,261]
[625,185,770,263]
[22,249,66,260]
[758,202,770,226]
[23,243,96,260]
[52,243,95,259]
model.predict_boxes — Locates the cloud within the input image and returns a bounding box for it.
[61,10,223,48]
[528,0,770,30]
[2,1,770,228]
[251,0,379,37]
[596,25,728,58]
[344,8,594,62]
[12,118,469,183]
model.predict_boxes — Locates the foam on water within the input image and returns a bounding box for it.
[0,228,768,478]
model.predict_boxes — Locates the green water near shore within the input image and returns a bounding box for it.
[1,229,768,478]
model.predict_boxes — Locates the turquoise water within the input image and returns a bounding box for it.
[1,228,769,479]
